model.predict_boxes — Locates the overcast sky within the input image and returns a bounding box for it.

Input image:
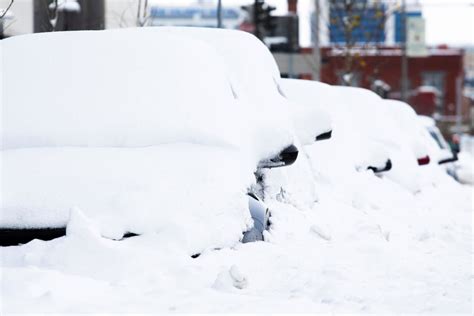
[157,0,474,47]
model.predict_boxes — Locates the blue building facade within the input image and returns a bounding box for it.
[394,11,422,43]
[149,7,242,28]
[329,1,386,44]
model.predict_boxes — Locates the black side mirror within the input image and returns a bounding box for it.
[258,144,299,169]
[367,159,392,173]
[439,150,458,165]
[316,130,332,141]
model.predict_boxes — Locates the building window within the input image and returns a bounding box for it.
[421,71,445,111]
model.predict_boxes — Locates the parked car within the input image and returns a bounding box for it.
[417,115,459,180]
[0,28,301,250]
[158,28,333,208]
[155,27,333,147]
[280,79,391,173]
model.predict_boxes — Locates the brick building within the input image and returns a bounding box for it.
[273,46,468,124]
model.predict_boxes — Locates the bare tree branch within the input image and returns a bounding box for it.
[0,0,14,19]
[136,0,150,27]
[47,0,59,31]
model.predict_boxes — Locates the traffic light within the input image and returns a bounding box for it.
[255,0,277,39]
[262,4,277,36]
[241,1,277,40]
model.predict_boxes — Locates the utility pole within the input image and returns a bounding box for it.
[312,0,321,81]
[254,0,260,39]
[455,75,463,133]
[401,0,408,102]
[217,0,222,28]
[136,0,148,27]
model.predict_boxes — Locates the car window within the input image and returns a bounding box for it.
[429,130,444,149]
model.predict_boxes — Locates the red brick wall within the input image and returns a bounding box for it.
[319,47,464,116]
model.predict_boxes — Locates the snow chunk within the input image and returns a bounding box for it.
[66,207,101,240]
[213,265,248,290]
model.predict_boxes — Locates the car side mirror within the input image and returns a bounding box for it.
[367,159,392,173]
[258,144,299,169]
[439,150,458,165]
[316,130,332,141]
[289,105,332,146]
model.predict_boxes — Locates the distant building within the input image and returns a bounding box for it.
[328,0,386,44]
[394,10,422,44]
[272,46,469,130]
[310,1,425,46]
[149,6,244,29]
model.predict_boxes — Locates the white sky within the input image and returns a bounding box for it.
[155,0,474,47]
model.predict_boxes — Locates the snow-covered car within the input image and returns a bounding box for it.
[281,78,391,173]
[417,115,459,179]
[0,28,299,249]
[156,28,333,208]
[156,27,333,146]
[281,79,442,193]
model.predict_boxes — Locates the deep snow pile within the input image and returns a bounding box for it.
[1,28,472,314]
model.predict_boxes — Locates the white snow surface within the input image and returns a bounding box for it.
[1,29,472,314]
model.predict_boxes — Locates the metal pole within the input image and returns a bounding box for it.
[288,52,294,78]
[217,0,222,28]
[455,75,462,132]
[136,0,142,26]
[312,0,321,81]
[254,0,260,39]
[401,0,408,102]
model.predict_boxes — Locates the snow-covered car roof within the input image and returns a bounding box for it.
[1,28,252,151]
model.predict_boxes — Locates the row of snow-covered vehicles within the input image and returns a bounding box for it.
[0,28,461,251]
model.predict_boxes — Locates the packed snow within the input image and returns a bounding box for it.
[1,28,472,314]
